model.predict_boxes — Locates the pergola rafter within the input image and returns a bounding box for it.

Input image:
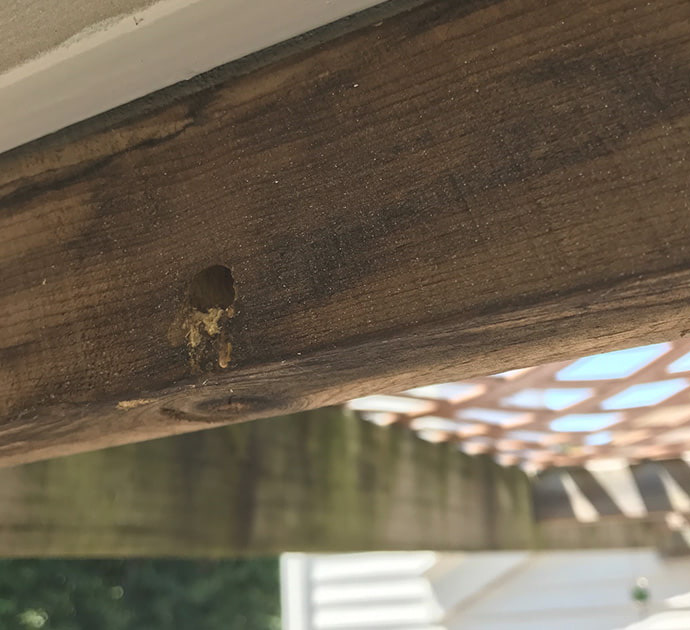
[351,341,690,468]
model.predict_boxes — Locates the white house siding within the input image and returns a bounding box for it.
[281,550,690,630]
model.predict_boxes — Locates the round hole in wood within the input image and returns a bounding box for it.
[188,265,235,312]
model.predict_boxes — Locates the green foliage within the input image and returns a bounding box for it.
[0,558,280,630]
[631,583,650,603]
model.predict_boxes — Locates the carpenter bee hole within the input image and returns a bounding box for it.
[188,265,235,312]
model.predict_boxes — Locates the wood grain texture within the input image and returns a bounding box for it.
[1,0,690,464]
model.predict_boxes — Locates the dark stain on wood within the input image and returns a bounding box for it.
[1,0,690,464]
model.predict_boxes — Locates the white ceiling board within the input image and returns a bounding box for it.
[0,0,389,154]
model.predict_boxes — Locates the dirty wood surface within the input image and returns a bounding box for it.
[1,0,690,465]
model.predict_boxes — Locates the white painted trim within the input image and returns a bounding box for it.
[281,553,314,630]
[0,0,386,154]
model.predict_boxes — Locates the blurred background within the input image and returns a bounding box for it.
[3,342,690,630]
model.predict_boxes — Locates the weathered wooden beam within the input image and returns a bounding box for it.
[533,519,682,554]
[0,408,683,556]
[0,408,536,556]
[2,0,690,464]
